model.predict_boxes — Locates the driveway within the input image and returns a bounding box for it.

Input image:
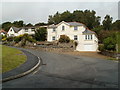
[2,48,118,88]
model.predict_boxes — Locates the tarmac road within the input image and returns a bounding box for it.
[2,48,119,88]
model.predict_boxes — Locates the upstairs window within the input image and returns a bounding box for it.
[53,28,56,32]
[74,35,78,40]
[31,28,35,31]
[74,26,78,30]
[85,35,93,40]
[25,29,28,32]
[62,26,65,31]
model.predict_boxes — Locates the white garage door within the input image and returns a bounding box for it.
[84,44,93,51]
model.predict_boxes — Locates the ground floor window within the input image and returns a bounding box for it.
[74,35,78,40]
[52,36,56,40]
[85,35,92,40]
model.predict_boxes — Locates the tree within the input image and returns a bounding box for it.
[26,23,33,27]
[13,20,24,27]
[34,27,47,41]
[60,10,72,22]
[34,22,47,26]
[2,22,13,31]
[112,20,120,30]
[102,15,113,30]
[47,10,101,29]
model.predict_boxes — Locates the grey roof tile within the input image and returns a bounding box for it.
[67,22,83,26]
[12,27,21,33]
[83,29,95,34]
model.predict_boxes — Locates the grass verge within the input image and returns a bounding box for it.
[1,45,26,73]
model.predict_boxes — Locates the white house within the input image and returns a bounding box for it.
[47,21,98,51]
[7,27,35,37]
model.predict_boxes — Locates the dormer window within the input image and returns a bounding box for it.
[62,26,65,31]
[74,26,78,30]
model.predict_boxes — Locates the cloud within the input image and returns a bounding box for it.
[2,2,118,24]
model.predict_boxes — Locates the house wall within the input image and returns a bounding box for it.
[47,22,98,51]
[47,22,86,42]
[7,27,19,37]
[7,27,35,37]
[18,28,35,35]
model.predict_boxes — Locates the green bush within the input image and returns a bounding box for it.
[74,41,78,47]
[98,44,105,51]
[14,35,22,43]
[59,35,70,43]
[34,27,47,41]
[103,37,116,51]
[6,37,14,42]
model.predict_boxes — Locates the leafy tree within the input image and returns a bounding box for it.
[60,11,72,22]
[2,22,13,31]
[112,20,120,30]
[102,15,113,30]
[59,35,70,43]
[13,20,24,27]
[34,27,47,41]
[26,23,33,27]
[34,22,47,26]
[48,10,101,29]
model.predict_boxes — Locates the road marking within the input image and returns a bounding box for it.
[32,66,41,75]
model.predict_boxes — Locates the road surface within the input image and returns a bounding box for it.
[2,48,118,88]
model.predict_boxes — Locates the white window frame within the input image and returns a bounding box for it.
[74,26,78,30]
[85,35,93,40]
[53,28,56,32]
[52,36,56,40]
[25,29,28,32]
[62,26,65,31]
[74,35,78,40]
[31,28,35,32]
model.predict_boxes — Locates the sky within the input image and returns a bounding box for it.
[1,0,120,25]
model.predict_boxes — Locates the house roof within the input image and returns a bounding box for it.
[82,29,95,34]
[0,29,7,33]
[11,27,21,33]
[67,22,84,26]
[48,24,57,28]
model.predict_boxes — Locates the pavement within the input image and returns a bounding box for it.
[2,47,119,88]
[2,48,40,81]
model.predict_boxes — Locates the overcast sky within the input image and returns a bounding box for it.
[1,0,119,25]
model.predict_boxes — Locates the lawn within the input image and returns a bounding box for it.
[1,45,26,73]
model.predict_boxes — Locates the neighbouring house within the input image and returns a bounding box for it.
[0,29,7,36]
[7,27,36,37]
[47,21,98,51]
[7,26,48,37]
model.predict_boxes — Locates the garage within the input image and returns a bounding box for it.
[84,44,93,51]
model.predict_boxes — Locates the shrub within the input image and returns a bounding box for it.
[6,37,14,42]
[34,27,47,41]
[59,35,70,43]
[103,37,116,51]
[98,44,105,51]
[14,35,23,43]
[74,41,78,47]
